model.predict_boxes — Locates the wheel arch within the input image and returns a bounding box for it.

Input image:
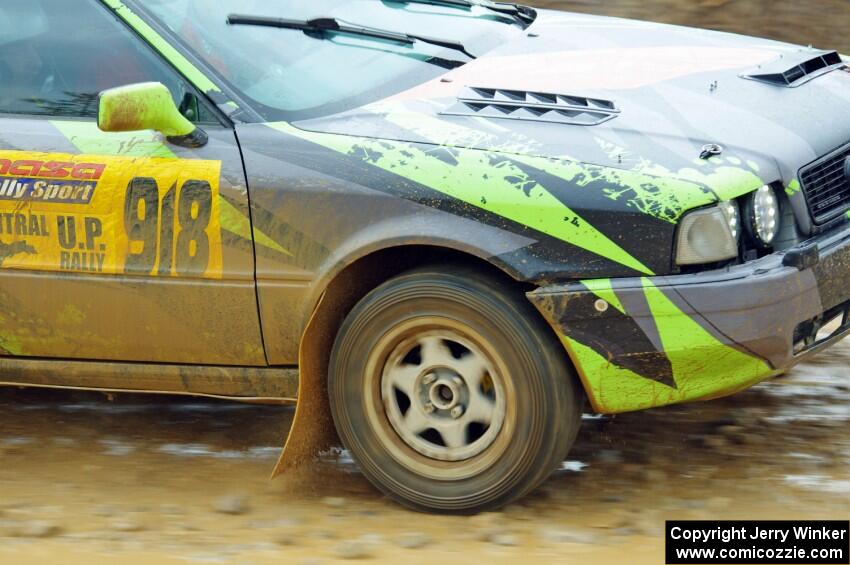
[300,231,532,322]
[271,242,573,476]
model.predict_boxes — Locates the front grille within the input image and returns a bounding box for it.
[799,143,850,224]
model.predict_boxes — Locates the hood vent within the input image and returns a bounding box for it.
[440,87,619,126]
[742,50,844,87]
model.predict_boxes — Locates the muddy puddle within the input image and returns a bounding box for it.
[1,339,848,563]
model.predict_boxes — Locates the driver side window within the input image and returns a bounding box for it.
[0,0,214,122]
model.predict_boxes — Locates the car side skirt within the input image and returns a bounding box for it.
[0,357,298,402]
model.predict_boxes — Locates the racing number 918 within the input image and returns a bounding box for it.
[123,177,212,276]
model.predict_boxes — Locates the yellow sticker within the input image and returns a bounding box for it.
[0,150,223,279]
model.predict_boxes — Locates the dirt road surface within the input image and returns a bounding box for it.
[1,340,848,564]
[528,0,850,55]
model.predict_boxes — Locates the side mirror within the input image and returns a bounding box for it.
[98,82,208,148]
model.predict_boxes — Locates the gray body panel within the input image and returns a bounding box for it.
[236,123,537,364]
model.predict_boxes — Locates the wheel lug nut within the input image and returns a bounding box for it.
[451,376,463,387]
[451,406,464,419]
[422,373,437,385]
[424,402,436,414]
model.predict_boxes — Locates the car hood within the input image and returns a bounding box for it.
[294,10,850,209]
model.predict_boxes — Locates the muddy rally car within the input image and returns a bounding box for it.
[2,0,850,513]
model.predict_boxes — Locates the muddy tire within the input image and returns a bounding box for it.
[328,266,583,513]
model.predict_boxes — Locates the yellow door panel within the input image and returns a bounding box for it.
[0,150,223,279]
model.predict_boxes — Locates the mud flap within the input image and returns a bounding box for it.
[271,292,341,477]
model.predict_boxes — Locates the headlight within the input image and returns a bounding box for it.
[721,200,740,239]
[745,185,780,246]
[676,201,739,265]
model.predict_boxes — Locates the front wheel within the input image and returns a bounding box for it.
[328,266,583,513]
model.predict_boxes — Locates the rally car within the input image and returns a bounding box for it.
[2,0,850,513]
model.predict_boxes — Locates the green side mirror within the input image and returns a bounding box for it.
[98,82,208,148]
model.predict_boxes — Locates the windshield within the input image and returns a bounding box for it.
[137,0,528,122]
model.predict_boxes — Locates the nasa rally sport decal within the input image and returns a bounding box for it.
[0,150,223,279]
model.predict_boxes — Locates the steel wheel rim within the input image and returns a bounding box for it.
[364,316,513,480]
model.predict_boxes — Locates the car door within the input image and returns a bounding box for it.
[0,0,265,366]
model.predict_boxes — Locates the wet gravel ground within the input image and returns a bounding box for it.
[1,341,848,564]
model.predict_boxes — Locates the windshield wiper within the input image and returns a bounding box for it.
[385,0,535,25]
[227,15,477,59]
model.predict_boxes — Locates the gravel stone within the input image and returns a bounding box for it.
[277,516,305,527]
[275,529,298,546]
[470,511,508,540]
[110,519,144,532]
[718,425,745,436]
[331,539,375,559]
[704,435,729,449]
[322,497,346,508]
[314,529,339,540]
[213,495,250,515]
[396,532,431,549]
[542,528,598,545]
[18,521,61,538]
[490,533,519,546]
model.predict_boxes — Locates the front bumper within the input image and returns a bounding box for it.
[528,225,850,414]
